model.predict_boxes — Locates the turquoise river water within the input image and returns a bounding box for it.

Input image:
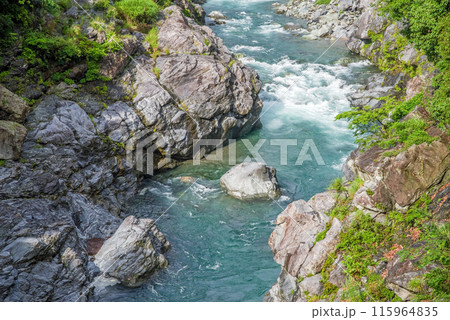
[101,0,378,301]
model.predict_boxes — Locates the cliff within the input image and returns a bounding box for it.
[0,0,262,301]
[266,0,449,302]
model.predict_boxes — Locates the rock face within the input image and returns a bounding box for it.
[0,1,263,301]
[94,216,170,287]
[0,199,90,301]
[0,120,27,160]
[220,162,281,200]
[280,0,364,41]
[346,141,450,210]
[124,5,263,172]
[265,191,341,301]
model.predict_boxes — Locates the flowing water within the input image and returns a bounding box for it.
[101,0,378,301]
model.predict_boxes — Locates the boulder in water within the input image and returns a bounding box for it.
[94,216,170,287]
[220,162,281,200]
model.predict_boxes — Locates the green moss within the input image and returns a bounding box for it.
[315,0,331,5]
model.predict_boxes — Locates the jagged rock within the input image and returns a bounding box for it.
[159,6,224,55]
[99,38,140,79]
[337,0,354,12]
[405,75,430,101]
[347,141,450,210]
[0,120,27,160]
[300,218,342,277]
[299,274,324,296]
[220,162,280,200]
[353,180,393,213]
[0,199,89,301]
[384,141,450,208]
[264,267,299,302]
[307,191,337,215]
[94,216,170,287]
[0,85,30,123]
[269,199,329,276]
[353,8,387,40]
[328,254,347,288]
[276,5,288,14]
[384,242,436,301]
[173,0,206,24]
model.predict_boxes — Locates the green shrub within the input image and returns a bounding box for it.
[24,31,82,65]
[315,0,331,5]
[338,211,391,277]
[145,27,159,52]
[94,0,111,10]
[115,0,160,25]
[327,177,345,193]
[379,0,450,127]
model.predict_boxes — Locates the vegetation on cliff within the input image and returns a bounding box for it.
[336,0,449,154]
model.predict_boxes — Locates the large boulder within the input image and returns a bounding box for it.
[269,200,329,276]
[0,120,27,160]
[123,5,263,171]
[220,162,281,200]
[0,199,89,301]
[265,191,341,301]
[94,216,170,287]
[347,141,450,210]
[0,85,30,123]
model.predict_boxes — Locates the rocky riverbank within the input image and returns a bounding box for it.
[0,0,262,301]
[265,0,449,302]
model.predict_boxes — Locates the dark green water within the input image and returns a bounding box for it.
[101,0,378,301]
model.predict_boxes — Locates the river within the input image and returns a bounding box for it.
[100,0,378,302]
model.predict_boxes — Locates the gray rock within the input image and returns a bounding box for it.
[269,200,329,276]
[94,216,170,287]
[65,6,78,19]
[300,218,342,277]
[337,0,354,12]
[220,162,281,200]
[276,5,288,14]
[264,267,299,302]
[99,38,140,79]
[328,254,347,288]
[299,274,324,296]
[0,120,27,160]
[208,11,228,20]
[307,191,337,214]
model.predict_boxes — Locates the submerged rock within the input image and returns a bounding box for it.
[220,162,280,200]
[94,216,170,287]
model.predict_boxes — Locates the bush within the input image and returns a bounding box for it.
[115,0,160,25]
[145,27,159,52]
[379,0,450,127]
[24,31,82,65]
